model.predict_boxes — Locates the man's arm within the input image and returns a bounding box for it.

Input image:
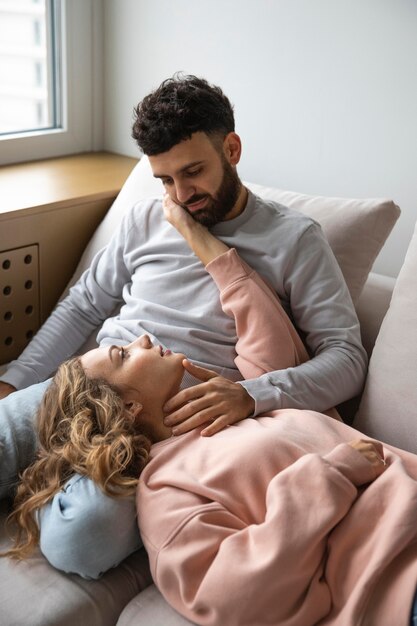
[0,210,134,390]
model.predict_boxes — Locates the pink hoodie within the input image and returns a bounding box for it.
[137,249,417,626]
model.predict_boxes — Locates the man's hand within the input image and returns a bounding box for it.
[0,381,17,400]
[163,360,255,437]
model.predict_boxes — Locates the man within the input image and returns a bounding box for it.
[0,74,367,576]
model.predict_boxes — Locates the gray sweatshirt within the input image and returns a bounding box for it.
[2,191,367,414]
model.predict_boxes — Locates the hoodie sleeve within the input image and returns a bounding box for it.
[142,444,382,626]
[206,248,309,380]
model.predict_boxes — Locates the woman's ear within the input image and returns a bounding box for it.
[125,401,143,419]
[223,132,242,166]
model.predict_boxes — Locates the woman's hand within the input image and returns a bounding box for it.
[163,359,255,437]
[348,439,387,470]
[163,194,229,266]
[163,193,198,237]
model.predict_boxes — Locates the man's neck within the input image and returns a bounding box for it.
[225,184,248,221]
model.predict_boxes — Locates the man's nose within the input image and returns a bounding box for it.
[175,181,194,204]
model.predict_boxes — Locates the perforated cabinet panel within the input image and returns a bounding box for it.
[0,245,40,364]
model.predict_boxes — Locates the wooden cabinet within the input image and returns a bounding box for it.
[0,152,137,364]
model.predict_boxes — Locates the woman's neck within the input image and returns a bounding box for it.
[140,408,172,443]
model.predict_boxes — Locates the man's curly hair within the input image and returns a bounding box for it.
[132,73,235,155]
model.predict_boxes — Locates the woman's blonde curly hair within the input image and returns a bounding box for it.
[3,357,152,559]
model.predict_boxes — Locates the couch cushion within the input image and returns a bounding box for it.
[355,272,396,358]
[0,501,153,626]
[353,221,417,452]
[117,584,195,626]
[245,183,400,304]
[67,157,400,307]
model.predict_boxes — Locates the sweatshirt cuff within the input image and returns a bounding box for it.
[324,443,384,487]
[206,248,252,291]
[239,376,283,416]
[0,364,41,390]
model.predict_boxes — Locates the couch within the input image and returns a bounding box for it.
[2,155,416,626]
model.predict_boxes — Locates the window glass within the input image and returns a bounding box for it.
[0,0,95,165]
[0,0,59,135]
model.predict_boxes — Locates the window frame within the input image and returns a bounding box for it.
[0,0,102,166]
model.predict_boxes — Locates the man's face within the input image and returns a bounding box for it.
[149,131,242,227]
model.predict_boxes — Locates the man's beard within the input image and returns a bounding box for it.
[180,159,242,227]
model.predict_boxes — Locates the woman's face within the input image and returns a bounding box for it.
[80,335,185,413]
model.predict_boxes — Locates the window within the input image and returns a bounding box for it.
[0,0,101,166]
[0,0,59,135]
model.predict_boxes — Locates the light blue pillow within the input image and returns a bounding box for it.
[0,380,51,499]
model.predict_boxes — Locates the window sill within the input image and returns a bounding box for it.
[0,152,138,217]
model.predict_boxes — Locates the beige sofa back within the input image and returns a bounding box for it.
[356,272,396,357]
[354,221,417,453]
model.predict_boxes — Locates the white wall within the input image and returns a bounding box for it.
[103,0,417,278]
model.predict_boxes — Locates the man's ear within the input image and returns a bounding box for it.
[223,132,242,166]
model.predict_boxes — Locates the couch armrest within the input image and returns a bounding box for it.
[356,271,396,357]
